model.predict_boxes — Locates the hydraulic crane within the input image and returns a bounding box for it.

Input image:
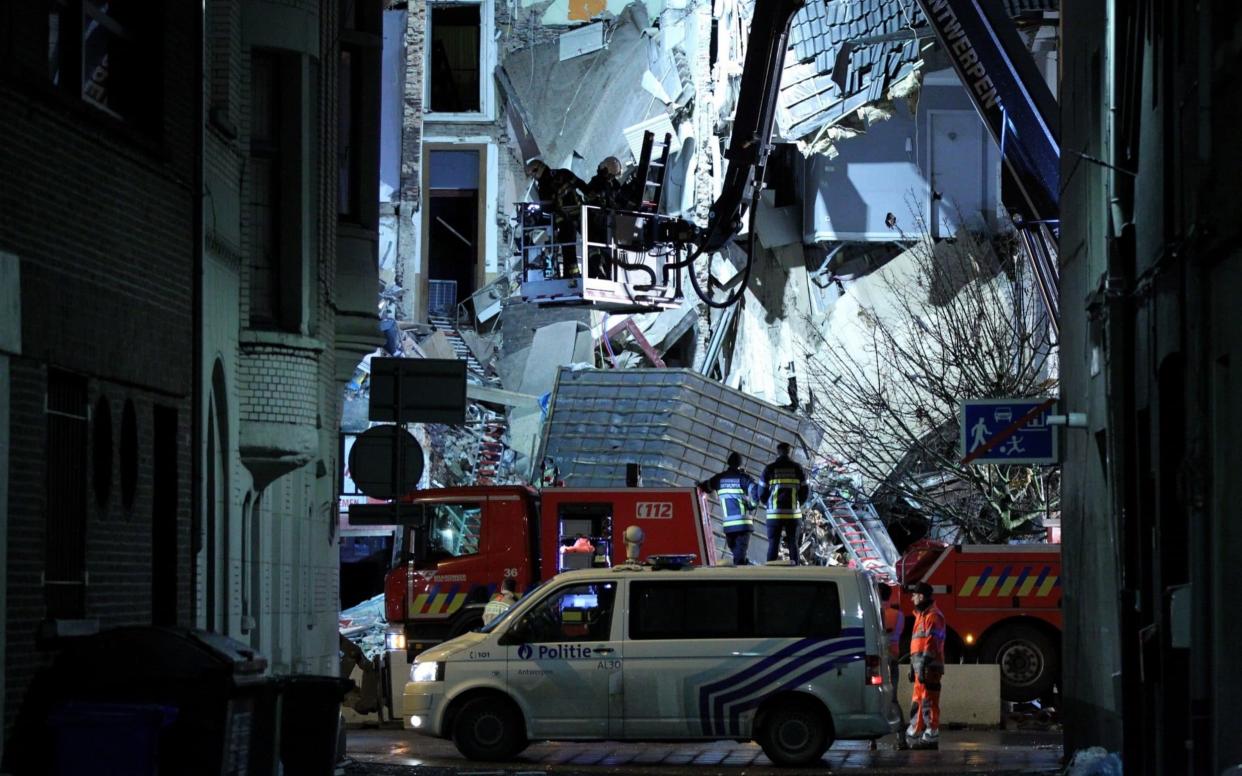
[518,0,1061,328]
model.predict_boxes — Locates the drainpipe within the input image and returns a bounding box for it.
[190,0,205,628]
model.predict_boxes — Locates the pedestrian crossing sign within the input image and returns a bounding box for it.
[960,398,1058,465]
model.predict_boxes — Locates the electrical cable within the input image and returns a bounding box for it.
[683,181,762,309]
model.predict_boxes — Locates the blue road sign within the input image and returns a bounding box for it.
[960,398,1059,465]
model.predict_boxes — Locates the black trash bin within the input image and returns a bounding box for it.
[278,675,354,776]
[5,627,279,776]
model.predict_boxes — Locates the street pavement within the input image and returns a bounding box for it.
[343,726,1063,775]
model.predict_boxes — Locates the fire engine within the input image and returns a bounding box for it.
[815,495,1061,703]
[897,539,1061,702]
[353,485,718,649]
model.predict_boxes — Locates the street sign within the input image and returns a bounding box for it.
[347,425,425,499]
[369,357,467,423]
[960,398,1058,465]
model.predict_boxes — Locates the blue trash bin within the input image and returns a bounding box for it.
[49,702,177,776]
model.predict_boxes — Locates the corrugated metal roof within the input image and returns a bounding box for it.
[540,368,823,558]
[777,0,1058,142]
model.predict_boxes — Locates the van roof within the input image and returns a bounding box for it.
[552,564,870,583]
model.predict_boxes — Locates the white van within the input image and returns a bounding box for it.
[404,563,900,766]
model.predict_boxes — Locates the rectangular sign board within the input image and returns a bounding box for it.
[960,398,1058,465]
[369,358,467,424]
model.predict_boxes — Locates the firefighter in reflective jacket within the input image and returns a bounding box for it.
[700,451,759,566]
[907,581,946,748]
[759,443,808,564]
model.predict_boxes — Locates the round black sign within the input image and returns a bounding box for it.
[347,425,425,499]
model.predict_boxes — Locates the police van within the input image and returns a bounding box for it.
[404,561,899,766]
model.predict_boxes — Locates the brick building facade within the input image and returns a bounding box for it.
[0,0,381,753]
[0,0,200,748]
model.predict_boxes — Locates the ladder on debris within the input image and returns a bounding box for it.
[808,494,900,584]
[428,314,486,376]
[632,131,673,213]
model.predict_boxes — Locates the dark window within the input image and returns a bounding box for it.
[47,0,158,126]
[629,580,842,640]
[46,369,88,619]
[91,396,112,508]
[519,582,616,642]
[429,4,480,113]
[631,582,741,640]
[119,398,137,510]
[338,1,381,218]
[754,582,841,638]
[152,405,177,625]
[249,48,304,331]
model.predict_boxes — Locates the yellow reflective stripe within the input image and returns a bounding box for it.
[427,590,453,615]
[770,478,801,484]
[411,592,431,616]
[718,488,745,494]
[959,575,980,597]
[444,594,465,615]
[978,574,1001,598]
[766,513,801,519]
[1037,575,1058,597]
[1017,576,1038,597]
[998,575,1020,597]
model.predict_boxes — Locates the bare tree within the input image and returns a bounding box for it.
[802,220,1058,543]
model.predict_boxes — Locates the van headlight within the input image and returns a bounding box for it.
[411,661,443,683]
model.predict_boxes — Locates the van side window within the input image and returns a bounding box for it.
[520,582,616,642]
[754,582,841,638]
[630,582,740,640]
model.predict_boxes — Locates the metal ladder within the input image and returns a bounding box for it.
[428,314,486,376]
[632,131,673,213]
[809,494,899,584]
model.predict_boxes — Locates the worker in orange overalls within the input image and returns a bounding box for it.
[906,581,946,748]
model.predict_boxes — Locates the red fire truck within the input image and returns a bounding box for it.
[896,539,1062,702]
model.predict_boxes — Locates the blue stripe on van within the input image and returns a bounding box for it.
[726,646,865,736]
[715,637,865,736]
[695,627,865,736]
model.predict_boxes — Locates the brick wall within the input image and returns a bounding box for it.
[0,1,199,736]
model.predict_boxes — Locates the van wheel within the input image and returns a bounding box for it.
[757,700,832,767]
[452,696,527,761]
[979,623,1059,703]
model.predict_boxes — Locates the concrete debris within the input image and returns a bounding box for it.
[339,593,388,661]
[416,330,458,361]
[755,190,801,249]
[520,320,594,397]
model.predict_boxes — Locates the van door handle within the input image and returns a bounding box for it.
[594,647,614,654]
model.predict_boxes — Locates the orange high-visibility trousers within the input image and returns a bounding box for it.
[909,667,943,734]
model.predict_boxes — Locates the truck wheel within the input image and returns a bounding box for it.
[452,696,527,761]
[979,624,1058,702]
[757,699,832,767]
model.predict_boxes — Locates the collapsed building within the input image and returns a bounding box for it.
[340,0,1061,540]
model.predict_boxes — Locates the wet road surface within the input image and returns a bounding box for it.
[343,726,1063,775]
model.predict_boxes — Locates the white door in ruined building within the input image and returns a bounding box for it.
[928,110,991,238]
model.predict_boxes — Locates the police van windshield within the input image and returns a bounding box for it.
[477,579,550,634]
